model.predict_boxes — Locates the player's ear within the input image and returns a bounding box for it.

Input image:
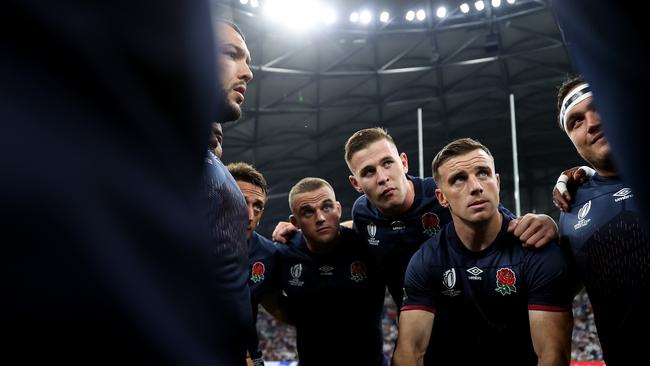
[435,188,449,208]
[290,215,300,229]
[400,152,408,173]
[349,175,363,193]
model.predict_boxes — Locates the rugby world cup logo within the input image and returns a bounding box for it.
[441,268,461,297]
[367,222,379,245]
[574,200,592,230]
[289,263,304,286]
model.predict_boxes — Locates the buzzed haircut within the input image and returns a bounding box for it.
[431,138,493,185]
[227,162,267,195]
[556,75,586,130]
[288,177,334,214]
[344,127,397,171]
[215,18,246,41]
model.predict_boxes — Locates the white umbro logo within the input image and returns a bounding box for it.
[467,266,483,280]
[613,188,633,202]
[319,265,334,275]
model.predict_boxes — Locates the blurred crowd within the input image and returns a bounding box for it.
[257,289,603,362]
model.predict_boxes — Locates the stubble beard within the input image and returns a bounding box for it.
[216,87,241,123]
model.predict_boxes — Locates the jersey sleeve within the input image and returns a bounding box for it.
[401,244,437,314]
[525,242,574,311]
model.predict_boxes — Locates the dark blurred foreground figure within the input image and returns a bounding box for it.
[553,1,649,229]
[0,1,251,364]
[554,76,650,365]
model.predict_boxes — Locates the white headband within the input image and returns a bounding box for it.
[559,83,592,133]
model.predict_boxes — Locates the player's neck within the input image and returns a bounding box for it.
[304,231,341,255]
[453,212,502,252]
[378,179,415,217]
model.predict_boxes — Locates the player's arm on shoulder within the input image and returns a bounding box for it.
[508,213,558,248]
[528,309,572,366]
[552,165,595,212]
[271,221,299,243]
[393,309,434,366]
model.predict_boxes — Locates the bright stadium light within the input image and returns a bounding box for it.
[360,10,372,24]
[263,0,322,31]
[405,10,415,21]
[507,0,516,3]
[250,0,259,8]
[240,0,249,5]
[350,11,359,22]
[492,0,502,7]
[322,7,336,25]
[475,0,485,11]
[460,3,470,13]
[379,11,390,23]
[416,9,426,21]
[436,7,447,18]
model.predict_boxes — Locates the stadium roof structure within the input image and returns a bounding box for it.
[213,0,584,236]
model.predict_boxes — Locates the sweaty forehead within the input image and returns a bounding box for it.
[293,188,335,208]
[217,23,248,49]
[236,181,266,200]
[352,139,398,168]
[443,150,493,173]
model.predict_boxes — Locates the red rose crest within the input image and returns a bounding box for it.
[350,261,367,282]
[495,268,516,295]
[422,212,440,237]
[250,262,265,283]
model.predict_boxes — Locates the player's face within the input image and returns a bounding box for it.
[216,23,253,122]
[290,187,342,246]
[564,94,613,172]
[236,181,266,239]
[435,149,500,224]
[208,122,223,159]
[348,138,412,216]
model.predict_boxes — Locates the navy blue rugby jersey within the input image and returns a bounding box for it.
[202,150,252,363]
[274,226,386,366]
[352,175,515,307]
[246,231,277,358]
[351,176,450,307]
[559,174,650,365]
[402,215,572,366]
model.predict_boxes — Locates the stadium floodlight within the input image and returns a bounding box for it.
[240,0,249,5]
[263,0,322,31]
[436,7,447,18]
[250,0,259,8]
[405,10,415,21]
[360,10,372,24]
[475,0,485,11]
[379,11,390,23]
[491,0,501,7]
[460,3,470,13]
[350,11,359,22]
[507,0,516,4]
[322,7,336,25]
[416,9,426,21]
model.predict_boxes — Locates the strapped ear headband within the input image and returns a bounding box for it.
[559,83,592,133]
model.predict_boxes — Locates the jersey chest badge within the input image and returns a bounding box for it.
[441,268,461,297]
[574,200,592,230]
[289,263,304,287]
[494,268,517,295]
[350,261,368,282]
[367,222,380,245]
[613,187,633,202]
[250,261,266,283]
[422,212,441,237]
